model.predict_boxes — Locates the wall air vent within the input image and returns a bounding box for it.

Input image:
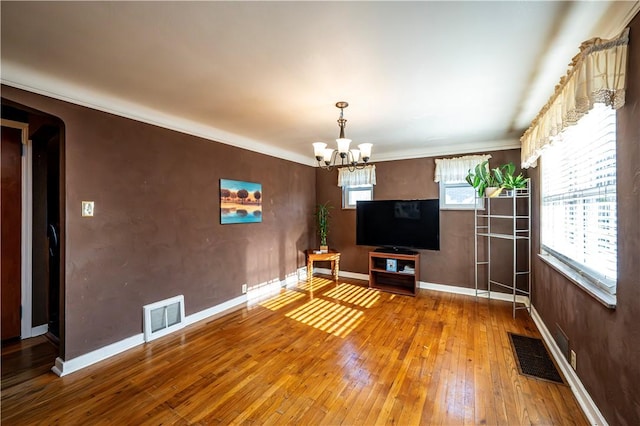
[554,323,570,361]
[143,295,186,342]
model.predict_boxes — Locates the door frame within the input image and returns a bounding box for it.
[2,119,34,339]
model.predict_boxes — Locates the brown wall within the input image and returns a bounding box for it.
[530,17,640,425]
[2,86,316,359]
[316,149,522,288]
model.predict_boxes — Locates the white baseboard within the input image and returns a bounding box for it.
[185,294,247,326]
[314,267,369,282]
[51,270,310,377]
[419,280,530,305]
[52,334,144,377]
[31,324,48,337]
[53,293,249,377]
[313,268,530,305]
[530,306,608,426]
[51,267,604,426]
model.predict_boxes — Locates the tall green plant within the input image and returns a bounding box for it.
[493,162,528,189]
[466,161,528,197]
[316,201,332,246]
[465,160,498,197]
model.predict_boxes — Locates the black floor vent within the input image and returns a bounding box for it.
[508,333,565,384]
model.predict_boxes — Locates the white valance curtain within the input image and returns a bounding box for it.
[434,154,491,183]
[337,165,377,187]
[521,28,630,168]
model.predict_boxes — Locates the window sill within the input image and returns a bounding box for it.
[439,206,479,211]
[537,253,616,309]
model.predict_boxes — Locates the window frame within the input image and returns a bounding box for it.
[438,181,484,210]
[342,184,373,209]
[539,103,617,303]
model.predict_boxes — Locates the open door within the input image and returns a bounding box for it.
[1,125,24,340]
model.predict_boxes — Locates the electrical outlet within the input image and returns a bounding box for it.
[242,284,247,294]
[570,350,577,370]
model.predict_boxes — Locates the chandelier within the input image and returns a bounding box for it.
[312,101,372,171]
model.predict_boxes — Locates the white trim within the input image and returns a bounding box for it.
[1,66,314,167]
[531,306,608,426]
[439,181,484,211]
[302,268,532,305]
[52,334,145,377]
[1,65,522,168]
[313,269,530,304]
[50,270,311,376]
[418,280,530,305]
[47,266,608,426]
[338,270,370,281]
[52,293,249,377]
[373,138,521,163]
[31,324,48,337]
[284,270,301,286]
[2,119,33,339]
[186,295,248,326]
[538,253,616,308]
[314,267,369,282]
[592,1,640,40]
[341,184,374,209]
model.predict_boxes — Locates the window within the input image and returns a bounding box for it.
[434,154,490,210]
[541,103,616,296]
[342,184,373,209]
[338,165,375,209]
[439,182,483,210]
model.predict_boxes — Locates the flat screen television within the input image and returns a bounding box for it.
[356,199,440,251]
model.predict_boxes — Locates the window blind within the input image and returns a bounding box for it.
[541,103,617,292]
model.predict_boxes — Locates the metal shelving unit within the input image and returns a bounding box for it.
[474,184,531,317]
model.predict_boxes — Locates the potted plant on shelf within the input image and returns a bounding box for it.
[492,162,528,195]
[466,160,501,197]
[316,201,332,253]
[466,161,528,198]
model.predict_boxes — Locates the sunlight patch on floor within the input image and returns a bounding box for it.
[324,283,380,308]
[285,298,364,338]
[259,290,306,311]
[296,277,334,292]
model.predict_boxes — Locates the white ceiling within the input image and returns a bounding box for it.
[1,1,637,165]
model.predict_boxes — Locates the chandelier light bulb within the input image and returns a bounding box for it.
[350,149,361,163]
[358,143,372,161]
[312,142,327,160]
[323,148,334,163]
[336,138,351,155]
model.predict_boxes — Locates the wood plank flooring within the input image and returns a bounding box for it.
[1,334,58,390]
[1,276,588,425]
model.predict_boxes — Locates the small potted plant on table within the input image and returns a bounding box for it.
[316,201,332,253]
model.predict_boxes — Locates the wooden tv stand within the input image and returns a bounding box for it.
[369,250,420,296]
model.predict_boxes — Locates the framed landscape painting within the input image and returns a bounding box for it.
[220,179,263,224]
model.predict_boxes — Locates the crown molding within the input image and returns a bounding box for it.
[1,63,316,167]
[371,138,521,163]
[593,1,639,38]
[2,62,522,168]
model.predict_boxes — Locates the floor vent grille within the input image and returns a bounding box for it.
[509,332,565,384]
[143,295,185,342]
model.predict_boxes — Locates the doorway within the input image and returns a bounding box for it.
[1,102,65,359]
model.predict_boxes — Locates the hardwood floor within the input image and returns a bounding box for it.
[1,334,58,390]
[1,276,587,425]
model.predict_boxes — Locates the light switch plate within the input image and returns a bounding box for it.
[82,201,95,217]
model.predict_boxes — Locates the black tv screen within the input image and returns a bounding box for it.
[356,199,440,251]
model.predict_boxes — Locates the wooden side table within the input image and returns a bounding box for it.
[306,250,341,281]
